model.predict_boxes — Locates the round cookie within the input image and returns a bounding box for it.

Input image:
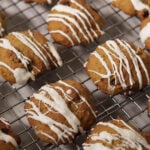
[0,30,63,85]
[47,0,104,47]
[0,11,6,37]
[83,119,150,150]
[0,117,21,150]
[24,80,97,145]
[112,0,150,20]
[24,0,52,4]
[85,39,150,95]
[140,17,150,51]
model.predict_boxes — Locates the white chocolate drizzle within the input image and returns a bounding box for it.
[25,81,96,144]
[83,120,150,150]
[86,39,150,92]
[0,118,18,148]
[131,0,150,13]
[47,42,63,67]
[140,22,150,44]
[47,0,103,46]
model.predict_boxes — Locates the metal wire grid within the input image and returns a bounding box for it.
[0,0,150,149]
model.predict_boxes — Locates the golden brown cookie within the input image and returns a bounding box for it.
[24,0,52,4]
[0,11,6,37]
[85,39,150,95]
[0,117,21,150]
[83,119,150,150]
[24,80,97,145]
[0,30,63,85]
[112,0,150,20]
[140,17,150,51]
[47,0,104,47]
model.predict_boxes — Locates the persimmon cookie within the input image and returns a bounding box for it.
[47,0,104,47]
[24,80,97,145]
[0,30,63,85]
[85,39,150,95]
[83,119,150,150]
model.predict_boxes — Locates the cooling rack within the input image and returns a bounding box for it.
[0,0,150,149]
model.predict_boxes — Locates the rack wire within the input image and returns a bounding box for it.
[0,0,150,149]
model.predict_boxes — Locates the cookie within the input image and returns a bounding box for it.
[0,11,6,37]
[0,30,63,85]
[85,39,150,95]
[112,0,150,20]
[83,119,150,150]
[47,0,104,47]
[140,17,150,51]
[24,80,97,145]
[0,117,21,150]
[24,0,52,4]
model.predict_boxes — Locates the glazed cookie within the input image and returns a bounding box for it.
[24,0,52,4]
[140,17,150,51]
[24,80,97,145]
[85,39,150,95]
[47,0,104,47]
[0,30,63,85]
[0,117,21,150]
[0,11,6,37]
[112,0,150,20]
[83,119,150,150]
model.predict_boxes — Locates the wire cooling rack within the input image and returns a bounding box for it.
[0,0,150,149]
